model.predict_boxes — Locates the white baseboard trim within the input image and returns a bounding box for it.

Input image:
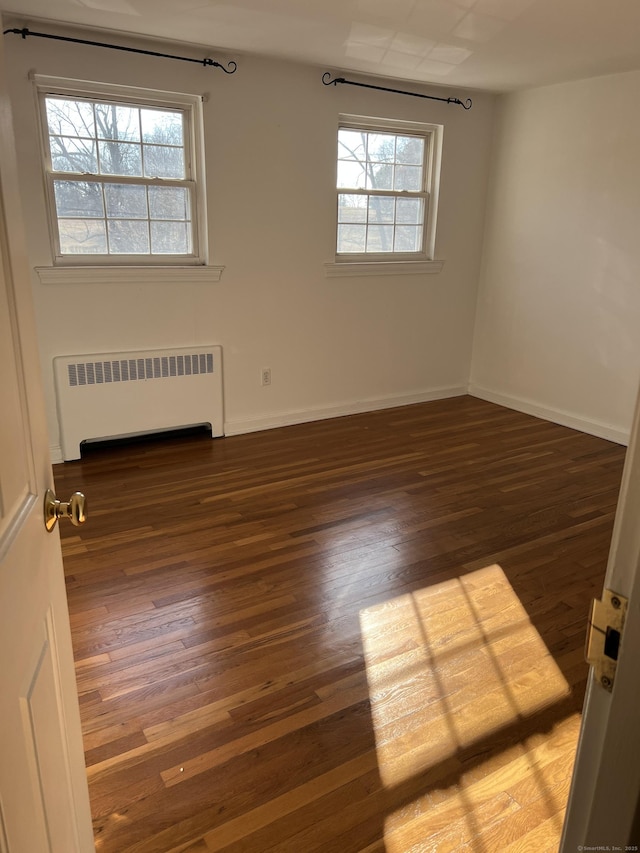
[224,386,467,437]
[468,384,629,446]
[50,385,627,456]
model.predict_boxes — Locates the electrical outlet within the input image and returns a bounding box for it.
[261,367,272,386]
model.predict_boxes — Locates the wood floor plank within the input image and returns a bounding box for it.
[54,396,626,851]
[201,752,379,852]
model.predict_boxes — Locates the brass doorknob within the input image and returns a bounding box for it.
[44,489,87,532]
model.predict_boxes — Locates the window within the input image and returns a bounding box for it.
[35,77,207,265]
[334,115,442,266]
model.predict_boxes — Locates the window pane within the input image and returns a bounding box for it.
[143,145,185,179]
[54,180,104,218]
[44,88,197,259]
[150,221,190,254]
[368,196,395,224]
[149,186,190,220]
[394,225,422,252]
[396,197,424,225]
[335,124,431,258]
[338,160,366,189]
[107,220,150,254]
[365,162,393,191]
[337,224,366,253]
[338,129,366,162]
[94,103,140,142]
[50,136,97,173]
[367,225,394,252]
[104,184,148,219]
[98,140,142,176]
[58,219,107,254]
[141,109,184,146]
[367,133,396,162]
[394,165,422,191]
[396,136,424,165]
[338,194,367,223]
[45,98,95,139]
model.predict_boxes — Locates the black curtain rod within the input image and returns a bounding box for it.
[322,72,472,110]
[3,27,238,74]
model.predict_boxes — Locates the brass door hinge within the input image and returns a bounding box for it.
[585,588,628,692]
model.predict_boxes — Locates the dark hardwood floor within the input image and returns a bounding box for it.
[53,396,627,852]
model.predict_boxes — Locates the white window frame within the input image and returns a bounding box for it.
[34,75,209,267]
[332,114,443,271]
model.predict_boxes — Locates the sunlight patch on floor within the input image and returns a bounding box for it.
[359,563,575,852]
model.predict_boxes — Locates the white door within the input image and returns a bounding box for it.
[0,38,94,853]
[561,384,640,849]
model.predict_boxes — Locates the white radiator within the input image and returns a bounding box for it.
[53,345,223,460]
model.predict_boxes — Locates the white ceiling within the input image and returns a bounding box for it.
[3,0,640,93]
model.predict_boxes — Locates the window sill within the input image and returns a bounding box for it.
[324,259,444,278]
[35,265,225,286]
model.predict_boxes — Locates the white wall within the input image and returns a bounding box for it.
[470,71,640,445]
[4,24,495,459]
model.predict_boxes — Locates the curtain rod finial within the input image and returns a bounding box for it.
[322,72,344,86]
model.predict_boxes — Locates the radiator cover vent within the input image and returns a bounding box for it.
[67,353,214,386]
[54,346,223,460]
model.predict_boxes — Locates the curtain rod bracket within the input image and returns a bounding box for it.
[3,27,238,74]
[322,71,472,110]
